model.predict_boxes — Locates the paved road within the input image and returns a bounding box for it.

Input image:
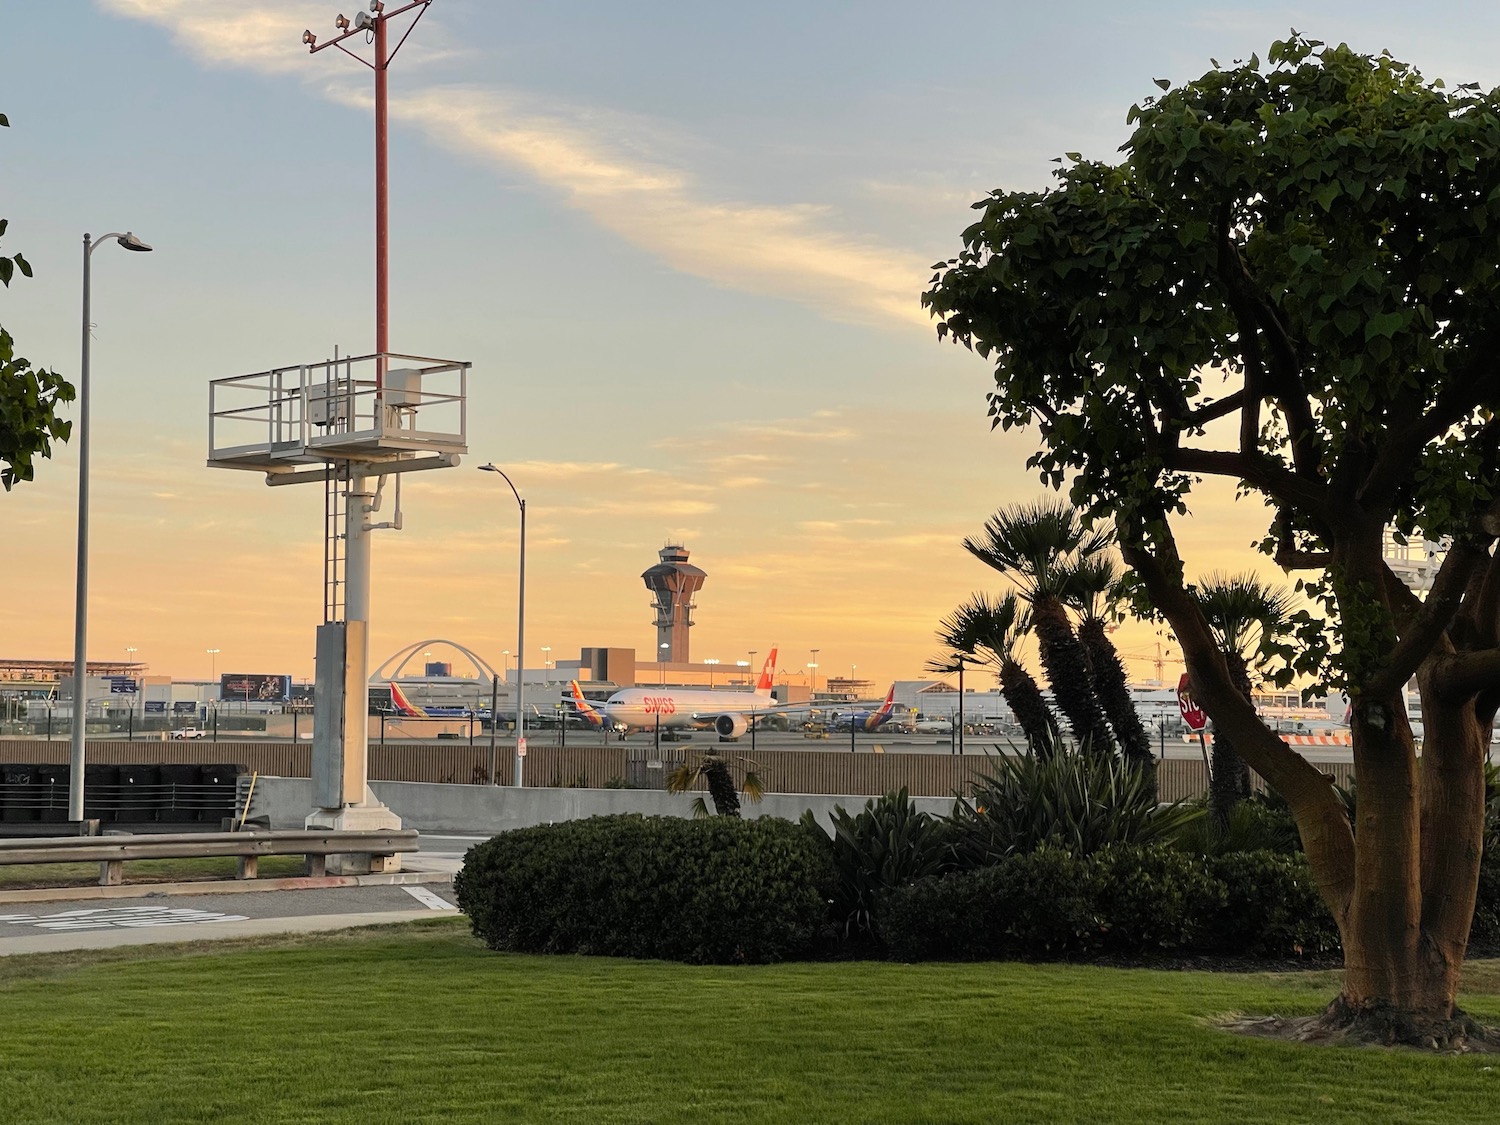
[0,880,460,957]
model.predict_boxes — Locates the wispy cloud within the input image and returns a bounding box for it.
[98,0,926,328]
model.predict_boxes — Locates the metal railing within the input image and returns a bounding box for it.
[208,351,469,468]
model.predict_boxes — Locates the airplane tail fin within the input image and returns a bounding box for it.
[863,685,897,731]
[569,680,606,728]
[756,647,778,693]
[389,681,427,718]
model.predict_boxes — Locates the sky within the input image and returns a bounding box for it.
[4,1,1499,688]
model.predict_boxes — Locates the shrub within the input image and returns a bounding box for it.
[454,814,833,964]
[947,751,1203,867]
[879,847,1101,962]
[1203,850,1339,958]
[1091,844,1226,953]
[1170,796,1301,856]
[817,788,952,940]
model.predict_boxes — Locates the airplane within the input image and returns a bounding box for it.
[387,681,486,719]
[826,686,899,733]
[913,716,953,734]
[569,648,807,738]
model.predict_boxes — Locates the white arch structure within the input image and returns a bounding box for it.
[371,639,501,683]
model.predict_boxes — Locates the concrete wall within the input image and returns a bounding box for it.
[248,776,955,836]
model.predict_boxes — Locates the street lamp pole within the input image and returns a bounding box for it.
[70,230,151,821]
[479,464,526,786]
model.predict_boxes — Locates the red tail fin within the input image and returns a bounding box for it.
[756,647,778,693]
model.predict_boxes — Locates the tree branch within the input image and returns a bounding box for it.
[1368,540,1488,698]
[1167,447,1333,531]
[1432,647,1500,701]
[1117,516,1355,917]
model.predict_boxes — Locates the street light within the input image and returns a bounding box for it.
[478,463,527,787]
[541,646,551,682]
[659,642,670,685]
[809,648,820,695]
[735,659,749,685]
[501,650,511,679]
[69,230,152,822]
[207,648,220,682]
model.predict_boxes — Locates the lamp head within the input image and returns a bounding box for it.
[117,232,152,253]
[302,28,317,46]
[335,13,351,30]
[354,9,375,30]
[478,463,499,473]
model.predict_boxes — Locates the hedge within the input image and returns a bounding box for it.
[878,846,1339,962]
[454,814,833,964]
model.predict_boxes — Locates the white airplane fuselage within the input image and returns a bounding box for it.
[601,687,774,736]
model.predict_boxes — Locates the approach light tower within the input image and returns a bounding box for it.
[643,545,705,664]
[206,1,471,871]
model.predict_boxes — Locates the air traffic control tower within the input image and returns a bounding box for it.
[643,545,705,663]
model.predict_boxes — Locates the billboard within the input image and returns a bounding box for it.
[220,673,291,703]
[145,701,166,714]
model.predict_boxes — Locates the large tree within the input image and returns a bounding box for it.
[0,112,72,490]
[924,35,1500,1044]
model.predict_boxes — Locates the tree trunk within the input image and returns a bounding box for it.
[1077,618,1155,771]
[1324,688,1489,1044]
[1031,597,1116,757]
[999,657,1060,758]
[1208,651,1254,828]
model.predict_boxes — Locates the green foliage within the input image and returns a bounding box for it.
[817,788,952,940]
[1092,844,1226,953]
[923,35,1500,694]
[453,814,831,964]
[1204,850,1340,958]
[879,847,1100,961]
[948,749,1201,864]
[0,114,72,490]
[666,753,764,817]
[1170,795,1302,856]
[881,843,1341,962]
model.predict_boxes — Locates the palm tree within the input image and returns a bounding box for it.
[936,591,1060,755]
[963,501,1116,757]
[1193,573,1297,826]
[666,753,765,818]
[1061,553,1155,771]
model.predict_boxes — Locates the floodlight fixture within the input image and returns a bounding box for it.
[370,0,385,11]
[354,10,374,30]
[116,232,152,253]
[303,29,317,46]
[336,13,351,29]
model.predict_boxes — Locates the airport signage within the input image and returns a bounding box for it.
[220,673,292,703]
[173,701,197,714]
[1177,673,1208,732]
[145,701,166,714]
[109,677,138,694]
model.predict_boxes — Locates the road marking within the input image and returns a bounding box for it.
[0,906,249,931]
[401,886,455,911]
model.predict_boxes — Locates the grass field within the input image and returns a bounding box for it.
[3,921,1499,1125]
[0,855,309,889]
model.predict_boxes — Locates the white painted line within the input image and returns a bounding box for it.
[401,885,455,911]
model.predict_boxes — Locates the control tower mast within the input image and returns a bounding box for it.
[642,545,705,663]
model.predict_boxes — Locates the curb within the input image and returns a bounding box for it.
[0,869,454,906]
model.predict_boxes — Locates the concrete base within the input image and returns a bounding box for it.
[304,801,404,875]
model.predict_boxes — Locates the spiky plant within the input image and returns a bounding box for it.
[666,753,765,818]
[936,591,1060,755]
[963,501,1116,757]
[1061,553,1156,772]
[1193,572,1298,827]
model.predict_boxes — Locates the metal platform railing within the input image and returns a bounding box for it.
[208,351,469,473]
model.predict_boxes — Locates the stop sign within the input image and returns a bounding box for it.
[1177,673,1208,732]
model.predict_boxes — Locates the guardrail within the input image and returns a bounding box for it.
[0,828,419,886]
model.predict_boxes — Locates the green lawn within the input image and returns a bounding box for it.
[0,855,309,889]
[3,922,1499,1124]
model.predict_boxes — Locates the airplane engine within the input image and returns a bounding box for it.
[715,713,748,740]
